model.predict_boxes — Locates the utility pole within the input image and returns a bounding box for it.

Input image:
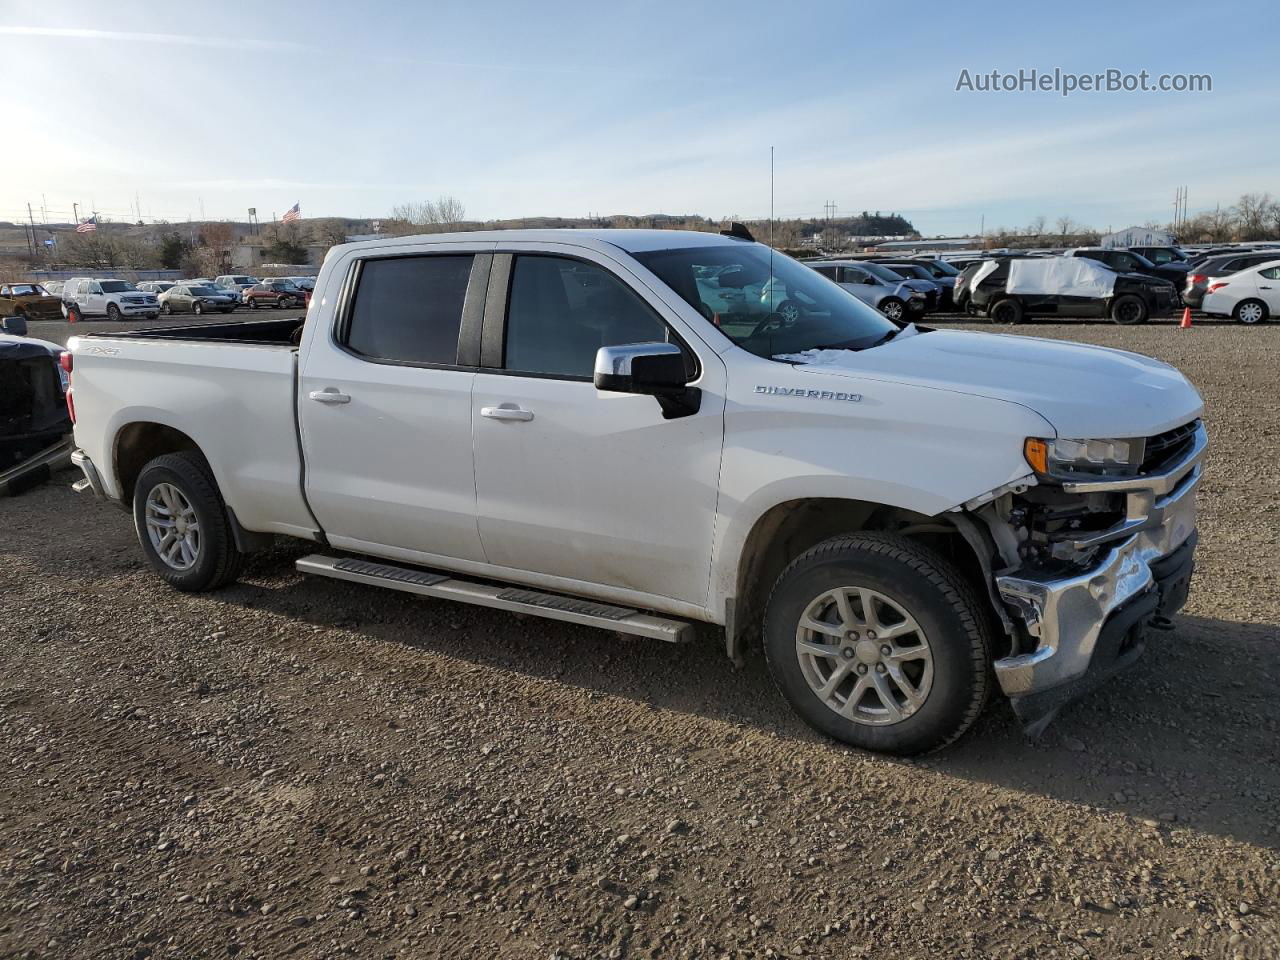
[73,202,79,226]
[27,203,37,257]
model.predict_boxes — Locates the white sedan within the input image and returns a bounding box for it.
[1200,259,1280,325]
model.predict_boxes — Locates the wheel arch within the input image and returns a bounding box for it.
[723,496,1003,666]
[113,421,202,504]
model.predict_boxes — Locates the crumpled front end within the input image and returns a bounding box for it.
[981,420,1206,729]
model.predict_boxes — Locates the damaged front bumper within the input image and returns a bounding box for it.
[992,423,1206,728]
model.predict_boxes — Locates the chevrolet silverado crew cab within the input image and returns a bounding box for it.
[65,229,1206,754]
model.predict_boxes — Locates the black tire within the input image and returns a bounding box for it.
[132,451,245,592]
[161,303,173,315]
[275,296,285,309]
[1233,298,1268,325]
[1109,294,1148,325]
[763,533,992,755]
[106,303,122,322]
[988,298,1023,325]
[193,301,205,316]
[248,297,259,310]
[878,297,905,322]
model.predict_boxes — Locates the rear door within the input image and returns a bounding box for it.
[1255,266,1280,313]
[298,250,490,563]
[470,248,725,608]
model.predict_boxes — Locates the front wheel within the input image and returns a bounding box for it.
[132,451,246,591]
[161,303,173,315]
[1234,299,1268,325]
[1110,294,1148,325]
[193,301,205,316]
[106,303,121,322]
[878,297,905,322]
[764,533,992,755]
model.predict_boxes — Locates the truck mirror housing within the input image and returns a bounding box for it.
[0,316,28,337]
[593,342,700,419]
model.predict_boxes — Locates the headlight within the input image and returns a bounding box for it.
[1024,436,1145,478]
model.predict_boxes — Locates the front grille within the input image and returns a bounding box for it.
[122,296,145,305]
[1142,420,1199,473]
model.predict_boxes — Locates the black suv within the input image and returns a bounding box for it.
[1184,251,1280,308]
[967,257,1176,325]
[1127,246,1188,266]
[1067,248,1187,300]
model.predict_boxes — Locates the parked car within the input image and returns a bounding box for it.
[0,282,64,322]
[808,261,929,321]
[158,283,240,315]
[286,276,316,291]
[1199,260,1280,325]
[61,277,159,321]
[137,281,177,295]
[1066,248,1188,300]
[1,315,72,495]
[215,275,261,293]
[873,262,954,309]
[968,255,1176,324]
[66,228,1205,755]
[41,280,65,298]
[1182,251,1280,308]
[244,280,306,309]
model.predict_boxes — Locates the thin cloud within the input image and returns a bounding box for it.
[0,26,304,52]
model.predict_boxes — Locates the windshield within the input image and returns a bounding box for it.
[634,243,897,359]
[188,286,217,295]
[100,280,135,292]
[8,284,40,295]
[860,261,913,284]
[920,259,960,277]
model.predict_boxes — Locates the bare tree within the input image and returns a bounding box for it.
[1232,193,1274,241]
[1055,215,1076,238]
[388,196,469,235]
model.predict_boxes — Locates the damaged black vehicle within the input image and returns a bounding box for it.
[0,317,73,496]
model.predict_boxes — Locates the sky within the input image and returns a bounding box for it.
[2,0,1278,236]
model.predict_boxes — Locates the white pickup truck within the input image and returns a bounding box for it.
[65,228,1206,753]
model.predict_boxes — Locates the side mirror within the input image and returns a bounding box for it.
[0,315,28,337]
[594,342,700,419]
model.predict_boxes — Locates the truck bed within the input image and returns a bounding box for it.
[82,317,304,346]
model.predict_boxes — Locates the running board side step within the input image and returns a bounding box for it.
[296,554,693,643]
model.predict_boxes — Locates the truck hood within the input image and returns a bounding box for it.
[781,329,1203,438]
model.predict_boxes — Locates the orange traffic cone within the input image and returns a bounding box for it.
[1179,307,1192,329]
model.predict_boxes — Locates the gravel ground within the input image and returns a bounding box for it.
[2,317,1278,959]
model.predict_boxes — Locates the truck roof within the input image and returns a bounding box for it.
[331,228,745,256]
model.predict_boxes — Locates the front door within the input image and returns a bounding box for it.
[471,251,724,608]
[299,251,487,564]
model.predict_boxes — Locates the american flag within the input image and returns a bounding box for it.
[76,215,97,233]
[281,203,301,224]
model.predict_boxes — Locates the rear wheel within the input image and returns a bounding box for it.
[132,451,246,591]
[764,533,992,755]
[248,297,259,310]
[1110,294,1148,325]
[1234,299,1268,325]
[988,298,1023,324]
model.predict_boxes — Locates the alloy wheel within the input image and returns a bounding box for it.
[795,586,934,726]
[144,482,201,571]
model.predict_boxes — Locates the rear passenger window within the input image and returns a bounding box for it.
[345,255,473,365]
[1259,267,1280,280]
[503,256,670,379]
